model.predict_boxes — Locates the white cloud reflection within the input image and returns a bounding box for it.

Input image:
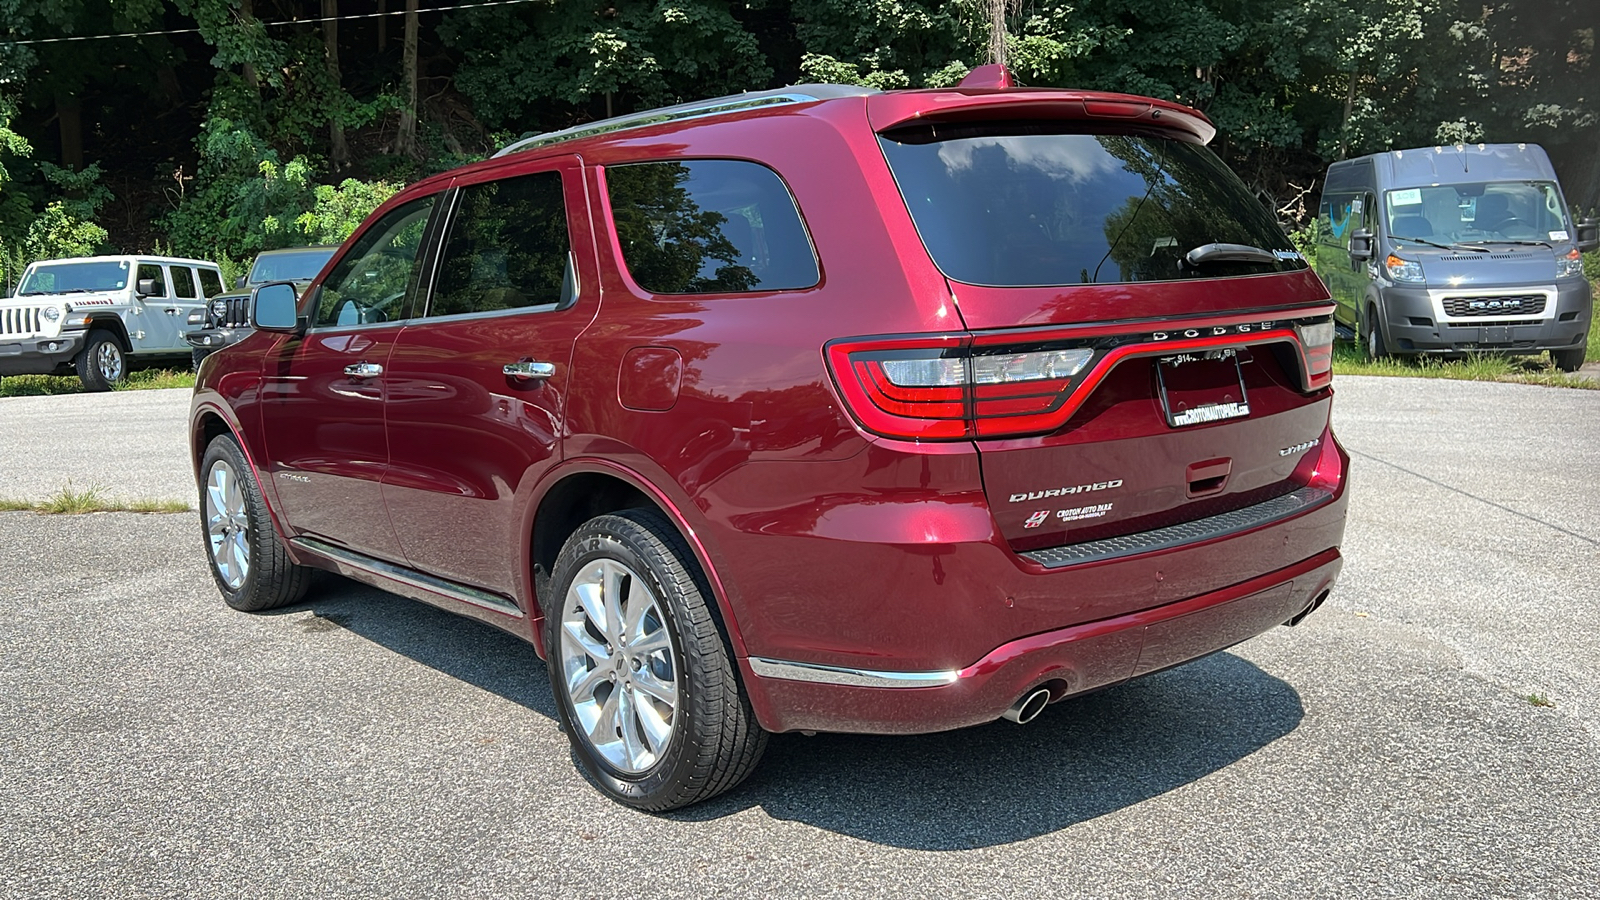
[935,136,1118,182]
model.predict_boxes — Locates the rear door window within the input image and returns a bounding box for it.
[427,171,574,318]
[605,159,819,294]
[878,125,1304,286]
[171,267,197,298]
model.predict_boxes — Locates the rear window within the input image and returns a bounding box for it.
[605,159,819,294]
[878,125,1304,286]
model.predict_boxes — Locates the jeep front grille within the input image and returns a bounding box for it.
[218,295,251,328]
[1442,294,1546,318]
[1,305,43,338]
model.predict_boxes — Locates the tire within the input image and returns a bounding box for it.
[192,348,209,372]
[199,434,312,612]
[1551,346,1586,373]
[546,509,767,811]
[76,331,127,392]
[1362,304,1390,361]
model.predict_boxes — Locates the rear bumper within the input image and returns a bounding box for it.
[0,333,85,375]
[743,548,1341,734]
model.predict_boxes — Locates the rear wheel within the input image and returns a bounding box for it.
[76,331,126,391]
[1551,346,1585,372]
[199,434,312,612]
[546,509,766,811]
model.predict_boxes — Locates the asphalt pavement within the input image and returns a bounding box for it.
[1,377,1597,898]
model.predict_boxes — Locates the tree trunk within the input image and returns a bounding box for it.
[1338,68,1357,160]
[240,0,261,93]
[377,0,388,51]
[396,0,420,159]
[56,91,83,171]
[323,0,349,170]
[988,0,1007,67]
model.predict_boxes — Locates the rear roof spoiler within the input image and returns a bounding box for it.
[866,90,1217,144]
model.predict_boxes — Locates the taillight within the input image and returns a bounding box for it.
[1306,430,1345,493]
[1293,318,1334,390]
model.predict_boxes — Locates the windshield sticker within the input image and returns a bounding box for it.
[1390,188,1422,206]
[1350,197,1363,213]
[1551,230,1570,242]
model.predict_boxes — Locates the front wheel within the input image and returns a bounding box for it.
[199,434,312,611]
[546,509,767,811]
[1551,346,1586,373]
[76,331,126,391]
[1362,305,1390,361]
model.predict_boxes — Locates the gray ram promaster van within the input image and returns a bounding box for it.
[1314,143,1597,370]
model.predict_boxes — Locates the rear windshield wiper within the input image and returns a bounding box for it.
[1183,243,1280,267]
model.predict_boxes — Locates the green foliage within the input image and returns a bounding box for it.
[294,179,403,245]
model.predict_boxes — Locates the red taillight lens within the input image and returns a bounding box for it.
[1306,430,1345,492]
[1293,318,1334,390]
[828,338,1093,440]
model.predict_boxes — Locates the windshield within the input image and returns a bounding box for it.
[17,260,131,295]
[878,125,1304,286]
[249,248,337,284]
[1385,181,1570,244]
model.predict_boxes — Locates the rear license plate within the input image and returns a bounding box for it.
[1157,349,1250,427]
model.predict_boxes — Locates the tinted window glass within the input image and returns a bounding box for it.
[606,159,818,294]
[878,126,1304,286]
[137,263,168,296]
[429,172,572,318]
[171,267,197,298]
[316,196,436,327]
[198,268,223,298]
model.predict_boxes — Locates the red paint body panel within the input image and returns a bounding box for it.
[189,83,1350,739]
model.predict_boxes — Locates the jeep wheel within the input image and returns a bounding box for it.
[200,434,312,612]
[1551,346,1586,373]
[76,331,126,391]
[1362,305,1390,361]
[192,348,210,372]
[547,510,766,811]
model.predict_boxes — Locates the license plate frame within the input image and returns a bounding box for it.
[1156,348,1251,428]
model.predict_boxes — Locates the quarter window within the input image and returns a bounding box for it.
[198,269,223,298]
[605,159,819,294]
[428,172,574,318]
[316,196,436,327]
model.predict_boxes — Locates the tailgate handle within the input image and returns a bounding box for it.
[1186,458,1231,497]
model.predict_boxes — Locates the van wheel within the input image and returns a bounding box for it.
[76,331,126,391]
[199,434,312,612]
[1551,346,1585,373]
[546,509,767,811]
[1362,306,1389,361]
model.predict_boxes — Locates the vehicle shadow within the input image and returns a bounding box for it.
[286,579,1303,849]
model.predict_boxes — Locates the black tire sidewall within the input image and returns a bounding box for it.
[544,515,705,807]
[1363,304,1388,360]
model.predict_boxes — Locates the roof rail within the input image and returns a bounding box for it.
[491,84,879,158]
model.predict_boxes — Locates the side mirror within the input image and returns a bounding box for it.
[136,277,158,297]
[235,275,248,289]
[252,281,304,334]
[1577,218,1599,254]
[1349,229,1375,262]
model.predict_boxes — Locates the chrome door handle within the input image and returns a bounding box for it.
[344,362,383,379]
[503,361,556,381]
[164,307,180,315]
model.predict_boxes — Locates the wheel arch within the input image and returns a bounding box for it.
[191,401,291,545]
[83,315,133,350]
[524,460,749,661]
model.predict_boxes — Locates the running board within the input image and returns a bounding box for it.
[1019,486,1335,568]
[293,537,524,617]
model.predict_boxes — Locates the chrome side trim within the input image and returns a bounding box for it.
[294,537,523,617]
[748,657,958,689]
[492,85,878,157]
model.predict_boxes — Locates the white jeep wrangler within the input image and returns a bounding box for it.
[0,255,225,391]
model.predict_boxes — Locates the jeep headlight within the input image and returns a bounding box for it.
[1557,249,1585,278]
[211,298,228,317]
[42,306,60,322]
[1385,254,1425,283]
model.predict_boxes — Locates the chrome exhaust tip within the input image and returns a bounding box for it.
[1286,589,1331,627]
[1002,687,1052,725]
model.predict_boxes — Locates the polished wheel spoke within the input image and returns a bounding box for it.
[562,619,608,663]
[601,561,625,641]
[573,581,607,640]
[617,687,647,766]
[632,668,676,705]
[629,628,670,657]
[587,687,621,748]
[634,694,673,754]
[566,662,612,704]
[205,460,249,590]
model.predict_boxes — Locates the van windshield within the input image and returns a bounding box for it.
[17,260,131,295]
[1385,181,1570,244]
[877,124,1304,286]
[249,248,337,284]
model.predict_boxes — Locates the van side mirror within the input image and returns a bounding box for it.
[252,281,304,334]
[1577,218,1599,253]
[1349,229,1375,262]
[136,278,157,297]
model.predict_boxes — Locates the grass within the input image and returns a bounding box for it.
[0,368,195,398]
[1333,293,1598,389]
[0,482,191,515]
[1526,693,1556,709]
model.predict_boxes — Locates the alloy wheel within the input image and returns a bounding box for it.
[558,558,679,773]
[204,459,250,590]
[96,341,125,383]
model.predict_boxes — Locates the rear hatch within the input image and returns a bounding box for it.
[864,94,1337,555]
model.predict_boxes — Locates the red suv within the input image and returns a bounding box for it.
[191,67,1348,811]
